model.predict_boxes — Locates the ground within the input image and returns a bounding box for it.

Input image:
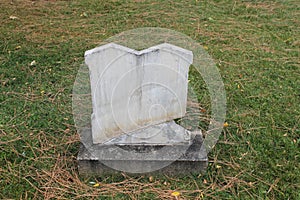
[0,0,299,199]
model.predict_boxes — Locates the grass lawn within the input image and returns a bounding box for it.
[0,0,299,199]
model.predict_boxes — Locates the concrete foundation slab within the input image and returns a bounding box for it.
[77,122,207,175]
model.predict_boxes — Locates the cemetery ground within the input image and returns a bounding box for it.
[0,0,299,199]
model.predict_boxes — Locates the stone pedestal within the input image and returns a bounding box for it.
[77,121,208,175]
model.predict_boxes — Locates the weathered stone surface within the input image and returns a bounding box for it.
[85,43,193,144]
[78,43,207,176]
[104,120,191,145]
[77,125,207,175]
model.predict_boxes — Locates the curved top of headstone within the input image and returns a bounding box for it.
[85,42,193,63]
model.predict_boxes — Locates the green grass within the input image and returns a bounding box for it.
[1,0,299,199]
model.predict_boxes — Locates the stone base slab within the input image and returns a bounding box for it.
[77,124,208,176]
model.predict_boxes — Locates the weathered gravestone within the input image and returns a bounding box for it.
[77,43,208,175]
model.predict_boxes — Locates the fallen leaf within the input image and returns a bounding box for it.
[223,122,229,127]
[93,183,100,187]
[149,176,154,182]
[9,15,18,20]
[30,60,36,66]
[171,191,180,197]
[80,12,88,17]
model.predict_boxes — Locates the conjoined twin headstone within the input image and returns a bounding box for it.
[78,42,207,174]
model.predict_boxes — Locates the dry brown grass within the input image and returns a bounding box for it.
[1,0,299,199]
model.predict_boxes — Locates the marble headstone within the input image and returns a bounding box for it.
[85,43,193,144]
[78,43,208,175]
